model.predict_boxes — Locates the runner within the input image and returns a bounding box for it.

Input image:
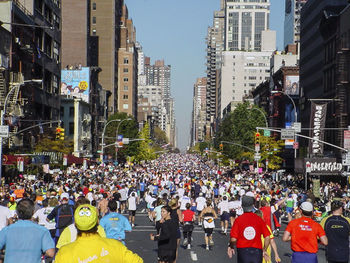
[218,195,230,235]
[127,192,137,227]
[283,201,328,263]
[199,200,217,250]
[182,203,195,249]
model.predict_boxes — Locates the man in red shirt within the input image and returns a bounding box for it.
[227,195,270,263]
[283,201,328,263]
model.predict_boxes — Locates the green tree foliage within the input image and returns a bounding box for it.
[259,136,284,170]
[153,126,168,146]
[135,123,155,162]
[35,136,73,154]
[104,112,139,163]
[216,102,266,159]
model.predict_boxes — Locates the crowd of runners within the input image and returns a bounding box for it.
[0,153,349,263]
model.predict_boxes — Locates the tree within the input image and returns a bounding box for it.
[35,136,73,154]
[259,136,284,170]
[215,102,267,159]
[104,112,139,163]
[153,126,168,146]
[134,123,155,162]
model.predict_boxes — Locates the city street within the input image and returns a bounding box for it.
[125,207,329,263]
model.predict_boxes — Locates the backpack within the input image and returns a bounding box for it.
[56,204,74,230]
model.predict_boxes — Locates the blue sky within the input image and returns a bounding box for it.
[125,0,285,150]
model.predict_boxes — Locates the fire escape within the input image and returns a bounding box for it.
[336,33,350,149]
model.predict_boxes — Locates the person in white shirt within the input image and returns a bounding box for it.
[33,198,56,237]
[127,192,137,227]
[217,195,230,234]
[180,192,191,211]
[0,204,12,231]
[228,195,243,227]
[118,185,128,213]
[195,193,206,225]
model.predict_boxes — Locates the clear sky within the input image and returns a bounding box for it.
[125,0,285,151]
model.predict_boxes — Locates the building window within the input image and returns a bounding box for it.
[69,122,74,135]
[123,58,129,64]
[123,77,128,82]
[92,17,96,24]
[123,86,128,91]
[69,107,74,117]
[92,2,96,10]
[123,68,128,73]
[123,94,128,99]
[123,104,129,109]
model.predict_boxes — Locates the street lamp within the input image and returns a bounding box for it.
[0,79,42,182]
[271,90,298,158]
[100,118,132,163]
[115,118,132,161]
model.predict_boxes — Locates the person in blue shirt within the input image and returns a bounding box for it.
[100,200,132,244]
[0,198,55,263]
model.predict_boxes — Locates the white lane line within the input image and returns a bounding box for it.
[190,251,198,261]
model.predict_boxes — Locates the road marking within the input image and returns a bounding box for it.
[190,251,198,261]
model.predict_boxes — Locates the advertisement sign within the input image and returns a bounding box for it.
[305,158,343,175]
[284,75,299,96]
[61,67,90,102]
[308,102,327,155]
[344,130,350,150]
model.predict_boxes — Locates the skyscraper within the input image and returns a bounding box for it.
[225,0,270,51]
[284,0,308,48]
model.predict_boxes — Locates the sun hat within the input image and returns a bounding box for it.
[74,204,98,231]
[60,192,69,201]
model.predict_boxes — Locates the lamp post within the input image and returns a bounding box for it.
[115,118,132,162]
[271,90,298,158]
[100,119,121,163]
[0,79,42,183]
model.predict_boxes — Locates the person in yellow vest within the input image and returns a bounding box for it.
[55,204,143,263]
[7,196,17,218]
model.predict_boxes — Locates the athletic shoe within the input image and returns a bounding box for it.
[209,239,214,246]
[183,238,188,246]
[132,224,135,227]
[187,244,191,250]
[206,245,209,250]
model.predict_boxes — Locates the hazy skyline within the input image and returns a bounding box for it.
[125,0,285,150]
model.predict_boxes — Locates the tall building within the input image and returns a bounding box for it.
[144,58,176,146]
[0,0,61,150]
[225,0,270,51]
[205,0,225,137]
[284,0,308,48]
[89,0,123,114]
[300,0,348,158]
[191,78,207,146]
[117,4,138,118]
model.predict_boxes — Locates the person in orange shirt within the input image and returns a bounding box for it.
[282,201,328,263]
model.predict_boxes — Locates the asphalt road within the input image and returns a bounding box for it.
[124,208,329,263]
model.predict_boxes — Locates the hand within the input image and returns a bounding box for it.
[275,254,281,263]
[227,247,235,258]
[263,251,270,262]
[150,234,155,241]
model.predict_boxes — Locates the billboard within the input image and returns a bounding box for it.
[284,75,299,96]
[308,102,327,155]
[61,67,90,102]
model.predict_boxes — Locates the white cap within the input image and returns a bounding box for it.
[300,201,313,212]
[60,192,69,200]
[246,191,255,198]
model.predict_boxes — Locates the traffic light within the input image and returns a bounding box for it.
[56,127,65,140]
[219,143,223,151]
[255,132,261,144]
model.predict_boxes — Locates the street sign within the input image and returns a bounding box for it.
[281,129,295,140]
[255,144,260,152]
[292,122,301,133]
[342,153,350,165]
[0,125,9,138]
[122,138,129,144]
[254,153,261,160]
[293,142,299,149]
[263,130,271,137]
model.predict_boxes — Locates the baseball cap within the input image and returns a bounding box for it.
[74,204,98,231]
[300,201,313,212]
[241,195,254,212]
[60,192,69,201]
